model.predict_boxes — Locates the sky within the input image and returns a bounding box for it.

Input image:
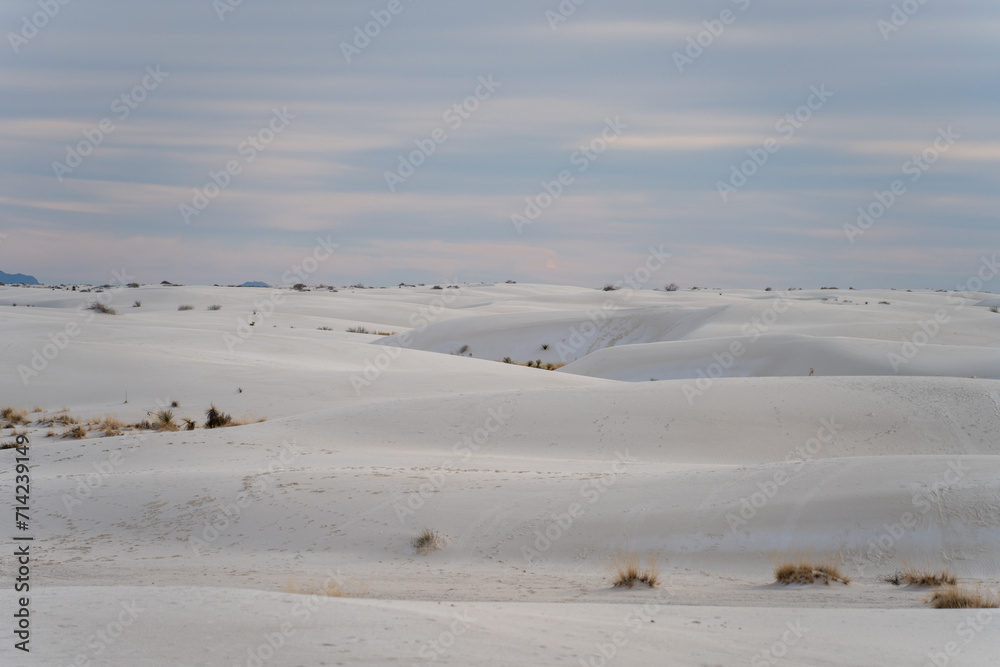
[1,0,998,289]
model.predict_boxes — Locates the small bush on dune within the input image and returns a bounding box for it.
[155,409,179,431]
[927,587,1000,609]
[99,415,124,437]
[204,404,232,429]
[602,284,620,291]
[61,425,87,440]
[133,300,142,308]
[207,304,222,311]
[413,529,444,554]
[178,304,194,311]
[87,302,117,315]
[884,568,957,587]
[664,283,679,292]
[345,326,370,334]
[2,407,29,425]
[775,561,849,586]
[611,553,660,589]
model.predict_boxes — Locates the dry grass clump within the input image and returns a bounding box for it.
[285,578,368,598]
[611,552,660,589]
[178,304,194,311]
[774,561,850,586]
[345,325,394,335]
[87,302,117,315]
[230,414,266,427]
[207,304,222,311]
[61,425,88,440]
[98,415,125,437]
[927,586,1000,609]
[413,529,444,554]
[2,406,29,425]
[37,412,80,427]
[884,568,957,587]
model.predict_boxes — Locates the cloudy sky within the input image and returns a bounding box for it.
[1,0,998,288]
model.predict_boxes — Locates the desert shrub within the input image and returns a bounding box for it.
[610,553,659,589]
[182,418,197,431]
[458,344,469,354]
[927,587,999,609]
[127,282,140,288]
[345,326,370,334]
[883,568,957,587]
[88,302,117,315]
[178,305,194,311]
[99,415,124,437]
[207,304,222,311]
[664,283,679,292]
[879,301,891,305]
[990,306,999,313]
[1,407,28,425]
[133,300,142,308]
[204,404,233,429]
[775,561,849,586]
[505,279,516,284]
[603,284,619,291]
[61,425,87,440]
[48,412,79,426]
[502,357,512,364]
[317,326,333,331]
[155,409,178,431]
[541,344,549,350]
[292,284,308,291]
[413,529,444,554]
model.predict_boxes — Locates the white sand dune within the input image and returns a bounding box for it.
[1,283,998,665]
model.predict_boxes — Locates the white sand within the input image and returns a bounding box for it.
[1,283,998,665]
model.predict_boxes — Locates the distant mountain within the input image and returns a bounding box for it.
[0,270,39,285]
[240,281,271,287]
